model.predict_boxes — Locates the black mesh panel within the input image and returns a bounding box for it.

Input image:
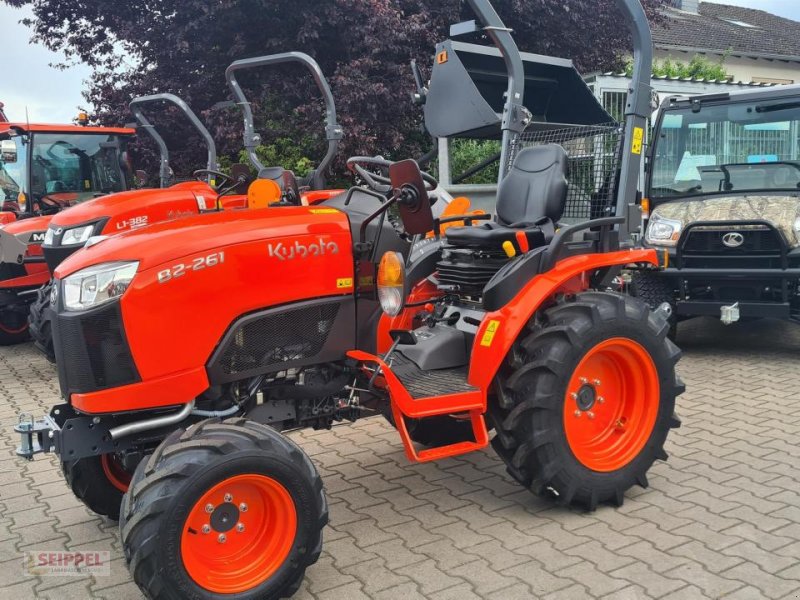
[217,302,341,375]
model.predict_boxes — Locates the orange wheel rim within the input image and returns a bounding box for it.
[180,474,297,594]
[563,337,660,472]
[100,453,131,492]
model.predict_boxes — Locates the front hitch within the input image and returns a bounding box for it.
[14,413,58,459]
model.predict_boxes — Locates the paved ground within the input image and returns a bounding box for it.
[1,317,799,599]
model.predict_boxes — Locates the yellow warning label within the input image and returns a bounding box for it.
[480,320,500,347]
[437,50,448,64]
[631,127,644,155]
[336,277,354,289]
[358,275,374,287]
[310,208,339,214]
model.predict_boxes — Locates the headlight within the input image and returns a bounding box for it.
[377,251,406,317]
[44,227,55,246]
[61,225,95,246]
[62,261,138,312]
[645,213,683,247]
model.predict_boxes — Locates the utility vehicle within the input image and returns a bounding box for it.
[636,85,800,333]
[16,1,683,598]
[27,52,345,360]
[0,117,136,344]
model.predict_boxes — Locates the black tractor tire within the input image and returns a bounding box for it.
[382,412,475,446]
[29,283,55,362]
[120,418,327,600]
[62,454,132,520]
[490,291,683,511]
[0,309,30,345]
[629,271,677,339]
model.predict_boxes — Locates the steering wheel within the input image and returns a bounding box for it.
[346,156,438,195]
[193,169,237,195]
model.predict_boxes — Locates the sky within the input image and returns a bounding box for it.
[1,0,799,125]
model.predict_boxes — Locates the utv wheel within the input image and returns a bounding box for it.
[630,271,677,339]
[120,418,327,600]
[490,292,683,510]
[62,453,132,520]
[0,310,29,345]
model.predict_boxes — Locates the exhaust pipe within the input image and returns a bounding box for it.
[109,400,195,440]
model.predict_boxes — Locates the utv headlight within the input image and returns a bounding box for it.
[645,213,683,247]
[60,225,95,246]
[377,251,406,317]
[62,261,139,312]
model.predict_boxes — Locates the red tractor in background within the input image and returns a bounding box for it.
[16,0,682,598]
[26,52,347,359]
[0,117,136,344]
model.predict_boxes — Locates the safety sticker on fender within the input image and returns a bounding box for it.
[336,277,353,289]
[309,208,339,214]
[480,320,500,347]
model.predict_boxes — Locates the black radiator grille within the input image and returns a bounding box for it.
[682,226,783,255]
[217,302,340,375]
[55,302,139,396]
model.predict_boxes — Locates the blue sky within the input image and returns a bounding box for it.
[2,0,799,124]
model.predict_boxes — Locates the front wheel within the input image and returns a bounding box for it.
[62,453,133,520]
[0,308,29,345]
[490,291,683,510]
[121,418,327,600]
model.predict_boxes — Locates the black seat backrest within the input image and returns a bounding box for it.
[495,144,568,227]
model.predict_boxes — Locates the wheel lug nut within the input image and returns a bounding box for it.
[574,410,582,417]
[570,392,578,400]
[205,503,215,513]
[598,396,605,404]
[239,503,248,512]
[594,379,601,386]
[587,412,595,420]
[224,493,233,503]
[236,522,245,533]
[579,377,588,384]
[202,524,211,534]
[218,534,226,543]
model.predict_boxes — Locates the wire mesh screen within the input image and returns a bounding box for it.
[517,123,625,222]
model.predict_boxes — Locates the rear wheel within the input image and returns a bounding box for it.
[62,453,132,520]
[490,291,683,510]
[0,309,29,345]
[121,418,327,600]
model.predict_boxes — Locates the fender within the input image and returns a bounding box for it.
[468,248,658,390]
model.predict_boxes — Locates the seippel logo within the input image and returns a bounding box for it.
[267,238,339,261]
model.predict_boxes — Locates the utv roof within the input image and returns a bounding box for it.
[0,123,136,136]
[662,82,800,108]
[424,40,614,139]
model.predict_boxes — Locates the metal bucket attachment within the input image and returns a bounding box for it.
[424,40,613,139]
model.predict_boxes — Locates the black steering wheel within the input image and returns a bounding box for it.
[346,156,438,195]
[193,169,237,195]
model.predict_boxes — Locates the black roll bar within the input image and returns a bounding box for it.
[129,93,218,188]
[225,52,344,190]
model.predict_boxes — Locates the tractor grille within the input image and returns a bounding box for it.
[54,302,139,397]
[436,247,507,296]
[216,302,340,375]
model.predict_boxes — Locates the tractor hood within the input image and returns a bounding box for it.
[652,194,800,247]
[0,215,51,265]
[47,181,217,234]
[54,205,352,279]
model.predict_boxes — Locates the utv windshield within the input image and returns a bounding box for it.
[29,133,127,205]
[650,100,800,200]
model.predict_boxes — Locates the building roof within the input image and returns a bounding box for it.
[653,2,800,62]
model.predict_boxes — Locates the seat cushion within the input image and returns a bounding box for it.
[445,221,548,250]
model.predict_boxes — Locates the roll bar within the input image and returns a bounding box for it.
[129,93,218,188]
[462,0,530,181]
[612,0,654,242]
[225,52,344,190]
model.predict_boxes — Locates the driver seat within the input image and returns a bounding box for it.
[445,144,568,251]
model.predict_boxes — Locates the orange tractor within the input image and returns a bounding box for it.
[16,0,682,598]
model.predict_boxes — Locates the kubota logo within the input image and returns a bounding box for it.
[267,239,339,261]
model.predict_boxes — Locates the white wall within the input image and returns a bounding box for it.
[655,49,800,84]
